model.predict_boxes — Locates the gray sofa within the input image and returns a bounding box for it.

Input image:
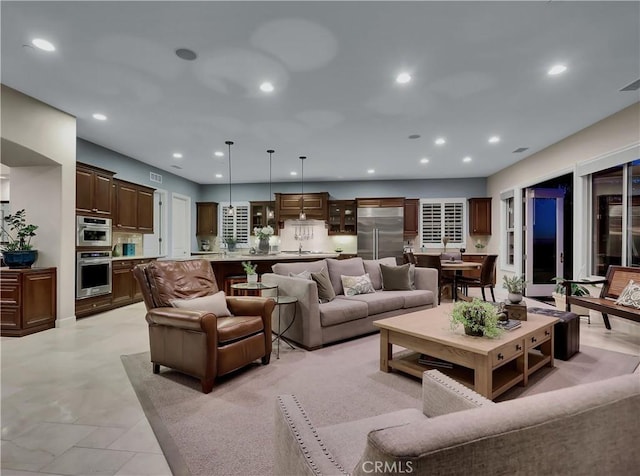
[275,370,640,475]
[261,257,437,349]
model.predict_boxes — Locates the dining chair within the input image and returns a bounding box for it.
[403,251,417,265]
[415,254,453,304]
[457,254,498,302]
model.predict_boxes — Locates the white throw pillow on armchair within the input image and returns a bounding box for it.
[170,291,232,317]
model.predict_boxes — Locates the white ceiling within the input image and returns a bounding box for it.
[1,1,639,185]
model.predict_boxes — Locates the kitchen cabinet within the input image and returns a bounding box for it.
[356,197,405,208]
[76,163,114,217]
[111,258,154,308]
[328,200,356,235]
[113,179,155,233]
[250,201,276,234]
[275,192,329,224]
[404,199,419,237]
[196,202,219,236]
[1,267,57,337]
[469,198,492,235]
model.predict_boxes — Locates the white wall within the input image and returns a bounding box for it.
[1,84,76,326]
[487,102,640,281]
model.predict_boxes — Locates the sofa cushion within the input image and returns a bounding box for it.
[170,290,232,317]
[338,292,405,314]
[272,259,327,276]
[289,270,312,280]
[311,268,336,303]
[319,299,369,327]
[326,258,366,295]
[216,315,264,344]
[364,257,398,290]
[381,263,412,291]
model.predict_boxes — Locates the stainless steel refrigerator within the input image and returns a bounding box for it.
[357,206,405,262]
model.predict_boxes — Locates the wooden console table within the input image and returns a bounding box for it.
[374,304,558,400]
[1,267,57,337]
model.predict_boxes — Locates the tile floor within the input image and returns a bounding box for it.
[1,291,639,476]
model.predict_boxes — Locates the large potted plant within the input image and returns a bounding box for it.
[1,209,39,269]
[450,299,502,338]
[551,277,592,316]
[503,275,526,303]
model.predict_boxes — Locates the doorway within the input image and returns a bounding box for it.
[171,193,191,258]
[143,189,167,257]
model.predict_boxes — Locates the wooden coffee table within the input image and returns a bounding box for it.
[374,304,559,400]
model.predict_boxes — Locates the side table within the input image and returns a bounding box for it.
[272,295,298,359]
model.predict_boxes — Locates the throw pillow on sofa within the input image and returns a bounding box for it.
[341,274,375,296]
[615,280,640,309]
[170,291,232,317]
[380,263,412,291]
[311,268,336,303]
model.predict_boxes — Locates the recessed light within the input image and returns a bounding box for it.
[463,156,472,163]
[367,169,375,174]
[175,48,197,61]
[92,113,107,121]
[420,158,429,164]
[215,173,223,178]
[290,171,297,176]
[214,151,224,157]
[408,134,421,140]
[547,64,567,76]
[435,137,446,146]
[32,38,55,52]
[173,152,183,159]
[396,72,411,84]
[488,136,500,144]
[260,82,274,93]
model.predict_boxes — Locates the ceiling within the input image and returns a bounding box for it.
[1,1,639,185]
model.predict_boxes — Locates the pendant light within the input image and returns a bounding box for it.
[267,149,275,219]
[299,156,306,220]
[225,141,234,216]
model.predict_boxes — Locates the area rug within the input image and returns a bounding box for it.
[121,336,639,476]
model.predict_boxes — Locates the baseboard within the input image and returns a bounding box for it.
[56,314,77,328]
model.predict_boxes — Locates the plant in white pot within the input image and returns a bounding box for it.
[503,274,526,304]
[551,277,592,316]
[1,209,39,269]
[242,261,258,284]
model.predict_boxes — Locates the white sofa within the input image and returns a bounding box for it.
[261,257,438,349]
[275,370,640,475]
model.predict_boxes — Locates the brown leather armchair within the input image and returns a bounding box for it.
[132,259,275,393]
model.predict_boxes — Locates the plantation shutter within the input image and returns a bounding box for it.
[421,202,442,244]
[220,204,250,245]
[444,202,464,243]
[420,199,466,247]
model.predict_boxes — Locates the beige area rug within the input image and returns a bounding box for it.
[121,335,639,476]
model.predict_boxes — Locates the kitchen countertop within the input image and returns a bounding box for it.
[186,252,340,262]
[112,255,164,261]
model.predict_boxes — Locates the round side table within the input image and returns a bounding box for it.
[272,295,298,359]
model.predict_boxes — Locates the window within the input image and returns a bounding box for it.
[220,203,250,246]
[419,199,466,248]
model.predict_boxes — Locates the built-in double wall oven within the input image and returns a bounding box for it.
[76,216,112,299]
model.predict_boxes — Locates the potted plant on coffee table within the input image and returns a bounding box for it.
[503,274,526,303]
[551,277,592,316]
[242,260,258,284]
[450,298,502,338]
[1,209,39,269]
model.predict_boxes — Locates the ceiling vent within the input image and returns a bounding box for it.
[149,172,163,184]
[512,147,529,153]
[170,165,182,170]
[620,79,640,91]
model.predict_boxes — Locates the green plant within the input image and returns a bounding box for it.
[551,277,591,296]
[241,261,257,275]
[1,209,38,251]
[450,299,502,338]
[503,274,526,294]
[224,236,237,245]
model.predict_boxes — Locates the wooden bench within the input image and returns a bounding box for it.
[563,265,640,330]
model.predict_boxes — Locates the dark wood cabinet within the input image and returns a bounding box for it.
[328,200,356,235]
[75,294,113,318]
[111,258,154,308]
[113,179,155,233]
[356,197,405,208]
[275,192,329,224]
[469,198,492,235]
[250,201,276,235]
[196,202,219,236]
[404,199,419,237]
[1,268,57,337]
[76,163,114,217]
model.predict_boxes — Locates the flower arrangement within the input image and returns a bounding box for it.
[254,225,274,240]
[450,299,502,338]
[442,236,450,251]
[241,261,257,275]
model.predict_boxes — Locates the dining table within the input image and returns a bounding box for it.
[440,260,482,301]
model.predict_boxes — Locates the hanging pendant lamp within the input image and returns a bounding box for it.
[226,141,234,216]
[299,156,306,220]
[267,149,275,219]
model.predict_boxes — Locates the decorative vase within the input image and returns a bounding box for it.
[464,325,483,337]
[508,292,523,304]
[247,273,258,285]
[258,237,270,254]
[227,242,237,252]
[3,250,38,269]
